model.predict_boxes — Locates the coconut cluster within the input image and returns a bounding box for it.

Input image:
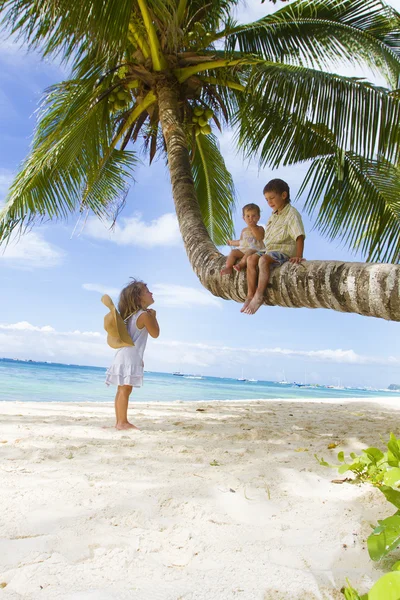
[108,66,136,113]
[192,106,213,136]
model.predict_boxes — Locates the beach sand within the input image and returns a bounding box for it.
[1,397,400,600]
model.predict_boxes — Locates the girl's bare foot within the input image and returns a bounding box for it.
[220,267,233,276]
[244,293,264,314]
[116,422,140,430]
[233,263,244,272]
[240,297,253,312]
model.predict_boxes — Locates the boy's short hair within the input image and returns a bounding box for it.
[263,179,290,202]
[242,203,261,216]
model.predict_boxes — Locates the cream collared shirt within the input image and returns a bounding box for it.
[264,203,305,257]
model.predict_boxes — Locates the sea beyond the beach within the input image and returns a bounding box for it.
[1,358,396,403]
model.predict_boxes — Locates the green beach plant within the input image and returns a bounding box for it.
[0,0,400,318]
[318,434,400,598]
[342,571,400,599]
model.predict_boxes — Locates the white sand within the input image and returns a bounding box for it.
[1,396,400,600]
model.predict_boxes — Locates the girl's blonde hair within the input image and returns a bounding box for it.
[118,278,147,320]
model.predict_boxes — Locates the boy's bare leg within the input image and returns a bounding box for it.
[241,253,260,312]
[233,249,257,272]
[244,255,277,315]
[115,385,139,430]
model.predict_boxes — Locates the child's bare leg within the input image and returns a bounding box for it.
[241,253,260,312]
[245,255,277,315]
[221,250,244,275]
[233,249,257,272]
[115,385,139,430]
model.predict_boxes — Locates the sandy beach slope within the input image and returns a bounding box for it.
[1,397,400,600]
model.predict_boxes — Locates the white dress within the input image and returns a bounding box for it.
[105,310,148,387]
[238,228,265,252]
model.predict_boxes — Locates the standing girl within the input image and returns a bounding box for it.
[105,279,160,430]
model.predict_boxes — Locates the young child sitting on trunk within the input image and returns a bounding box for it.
[221,203,265,276]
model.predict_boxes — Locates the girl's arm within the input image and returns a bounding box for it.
[227,239,240,247]
[137,310,160,338]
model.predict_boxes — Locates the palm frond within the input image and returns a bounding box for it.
[223,0,400,87]
[239,109,335,169]
[0,77,137,243]
[299,153,400,263]
[0,0,133,62]
[241,62,400,163]
[190,132,236,245]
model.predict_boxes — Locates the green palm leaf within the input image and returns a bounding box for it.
[190,132,236,245]
[0,75,137,240]
[299,153,400,263]
[1,0,133,61]
[224,0,400,87]
[241,62,400,163]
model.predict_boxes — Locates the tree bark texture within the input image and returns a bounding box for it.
[156,76,400,322]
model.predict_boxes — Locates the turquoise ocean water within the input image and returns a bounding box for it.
[1,358,397,403]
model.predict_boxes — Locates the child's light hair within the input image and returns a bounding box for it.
[118,278,147,320]
[263,179,290,202]
[242,203,261,216]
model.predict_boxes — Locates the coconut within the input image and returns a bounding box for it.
[198,116,208,127]
[193,107,204,117]
[204,108,214,120]
[192,116,198,123]
[117,67,128,79]
[117,90,128,100]
[195,126,201,136]
[201,124,212,135]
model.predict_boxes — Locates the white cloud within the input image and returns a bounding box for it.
[0,321,111,366]
[150,340,400,369]
[84,212,181,248]
[1,320,399,372]
[0,321,56,333]
[83,281,222,309]
[152,284,222,309]
[0,231,65,269]
[82,283,120,297]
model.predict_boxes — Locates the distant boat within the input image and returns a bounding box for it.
[248,378,258,383]
[183,375,203,379]
[277,369,289,385]
[173,371,184,376]
[237,369,248,382]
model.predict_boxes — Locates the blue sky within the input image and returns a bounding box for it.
[1,0,400,389]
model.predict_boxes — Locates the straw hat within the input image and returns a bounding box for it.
[101,294,134,349]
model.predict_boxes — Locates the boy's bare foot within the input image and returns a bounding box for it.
[233,263,243,272]
[115,422,140,430]
[240,297,253,312]
[244,293,264,314]
[220,267,233,276]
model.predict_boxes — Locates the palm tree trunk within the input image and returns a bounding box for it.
[156,76,400,322]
